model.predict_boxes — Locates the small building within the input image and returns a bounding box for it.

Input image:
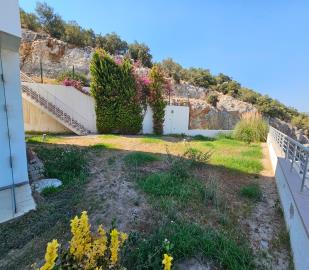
[0,0,35,223]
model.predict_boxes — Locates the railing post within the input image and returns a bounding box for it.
[285,140,290,160]
[291,145,297,172]
[300,155,309,192]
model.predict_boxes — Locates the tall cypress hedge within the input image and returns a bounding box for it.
[90,49,143,134]
[148,66,167,135]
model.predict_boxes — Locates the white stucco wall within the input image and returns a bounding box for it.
[23,83,97,133]
[0,0,21,38]
[0,48,29,188]
[267,135,309,270]
[0,0,35,223]
[143,105,232,137]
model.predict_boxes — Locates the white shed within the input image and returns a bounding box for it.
[0,0,35,223]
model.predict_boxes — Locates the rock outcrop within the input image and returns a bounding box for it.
[20,29,93,77]
[269,118,309,144]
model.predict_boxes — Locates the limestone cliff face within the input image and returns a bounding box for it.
[19,29,257,130]
[20,29,93,77]
[172,83,256,130]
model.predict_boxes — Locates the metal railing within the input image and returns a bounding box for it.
[269,126,309,192]
[20,72,90,135]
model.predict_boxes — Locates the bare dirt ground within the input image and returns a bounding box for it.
[241,143,292,270]
[85,149,153,232]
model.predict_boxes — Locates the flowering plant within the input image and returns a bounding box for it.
[36,211,128,270]
[63,78,83,91]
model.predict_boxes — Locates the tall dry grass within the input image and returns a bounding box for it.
[234,111,269,143]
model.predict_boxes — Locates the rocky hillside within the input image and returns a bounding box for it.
[19,29,309,142]
[20,29,92,77]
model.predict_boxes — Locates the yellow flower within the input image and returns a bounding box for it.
[84,225,108,269]
[162,254,173,270]
[69,211,92,261]
[110,229,120,265]
[39,239,59,270]
[120,232,128,245]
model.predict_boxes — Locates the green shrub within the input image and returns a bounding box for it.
[148,66,167,135]
[128,42,153,67]
[234,112,269,143]
[207,93,219,107]
[90,49,143,134]
[124,152,159,166]
[240,183,262,201]
[20,8,41,31]
[57,70,88,86]
[184,147,212,166]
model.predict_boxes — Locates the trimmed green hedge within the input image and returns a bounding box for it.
[90,50,143,134]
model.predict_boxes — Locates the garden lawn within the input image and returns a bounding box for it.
[0,133,284,270]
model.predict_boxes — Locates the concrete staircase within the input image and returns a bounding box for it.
[20,72,90,135]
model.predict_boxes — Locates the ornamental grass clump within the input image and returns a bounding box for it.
[36,211,128,270]
[234,112,269,143]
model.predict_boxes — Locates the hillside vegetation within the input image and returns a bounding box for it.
[20,2,309,135]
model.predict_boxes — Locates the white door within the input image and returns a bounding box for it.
[0,50,13,189]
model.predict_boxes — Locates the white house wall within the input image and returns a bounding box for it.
[1,48,29,187]
[0,0,21,38]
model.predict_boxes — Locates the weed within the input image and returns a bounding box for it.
[124,152,159,166]
[165,147,190,179]
[41,186,59,196]
[240,183,262,201]
[184,147,212,166]
[35,147,87,186]
[204,177,219,206]
[89,143,113,150]
[138,172,204,202]
[123,220,254,270]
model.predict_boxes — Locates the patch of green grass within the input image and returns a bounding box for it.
[123,220,254,270]
[124,152,159,166]
[140,135,164,144]
[192,134,215,141]
[35,147,87,186]
[99,134,120,139]
[88,143,114,150]
[212,155,263,174]
[242,146,263,159]
[0,145,88,270]
[26,135,61,144]
[41,186,59,196]
[240,183,262,201]
[138,172,204,201]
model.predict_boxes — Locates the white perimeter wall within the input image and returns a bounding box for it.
[267,134,309,270]
[143,105,232,137]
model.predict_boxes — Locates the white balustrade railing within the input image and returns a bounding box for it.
[20,72,90,135]
[269,126,309,191]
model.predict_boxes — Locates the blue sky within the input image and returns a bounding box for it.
[20,0,309,112]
